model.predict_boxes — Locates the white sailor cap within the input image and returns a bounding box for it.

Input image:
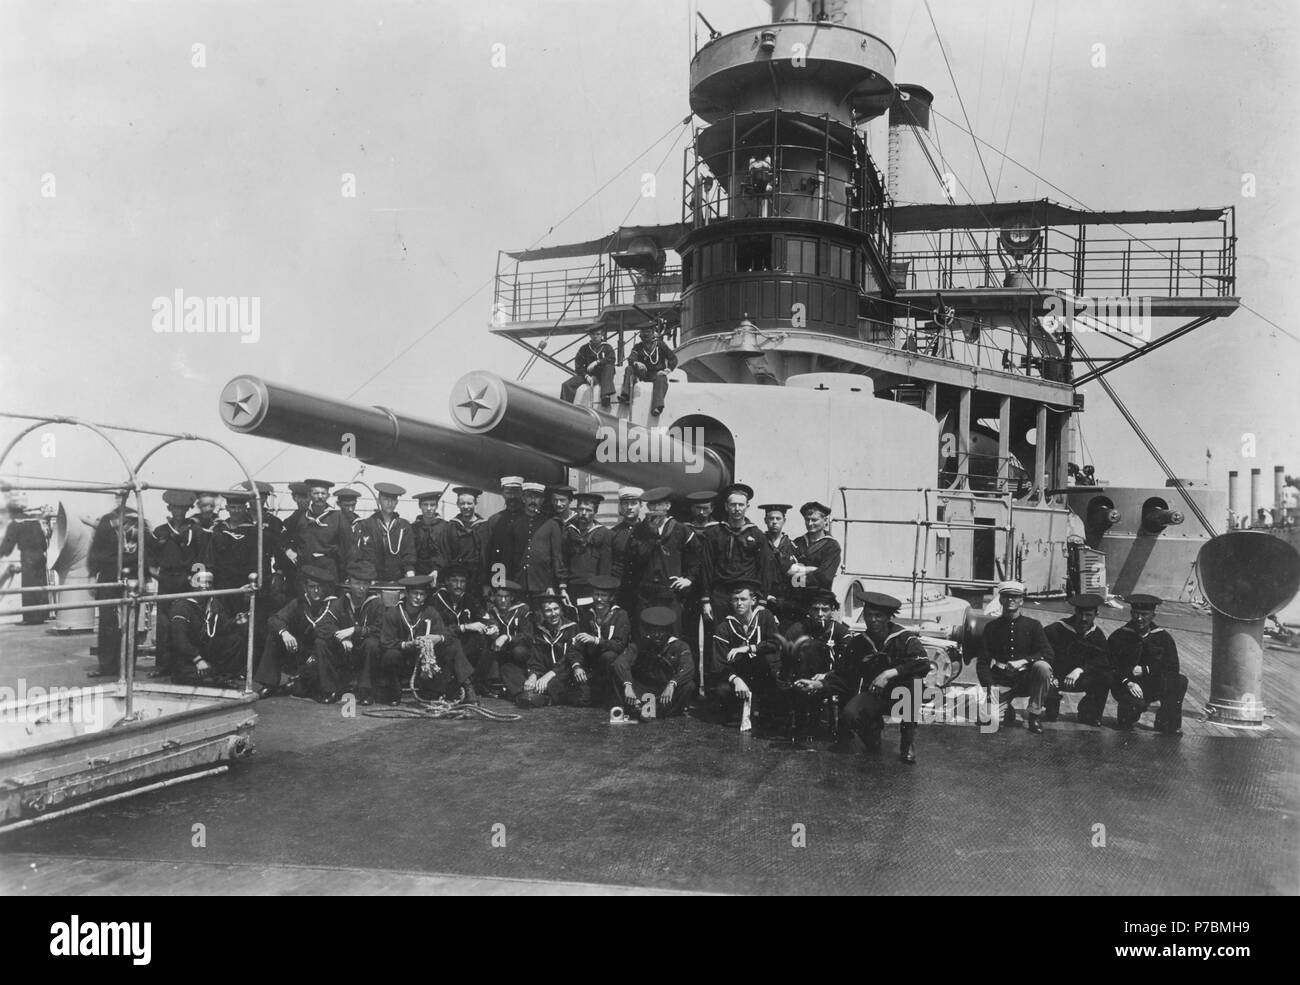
[521,482,547,494]
[996,580,1026,596]
[618,486,644,501]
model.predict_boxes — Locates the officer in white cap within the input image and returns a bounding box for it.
[977,580,1055,733]
[609,487,643,593]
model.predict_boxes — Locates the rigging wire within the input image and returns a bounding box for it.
[247,115,694,477]
[1031,2,1059,201]
[516,120,691,381]
[993,0,1037,199]
[923,0,997,201]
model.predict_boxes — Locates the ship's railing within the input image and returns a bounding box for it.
[493,259,684,326]
[681,115,892,267]
[836,485,1017,616]
[893,223,1235,299]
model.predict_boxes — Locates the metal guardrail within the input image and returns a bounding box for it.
[494,263,684,326]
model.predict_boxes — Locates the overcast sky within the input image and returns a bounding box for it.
[1,0,1296,522]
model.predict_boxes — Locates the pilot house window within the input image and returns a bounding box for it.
[784,236,817,275]
[736,235,772,272]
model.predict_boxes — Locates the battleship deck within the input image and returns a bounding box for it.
[1,603,1297,895]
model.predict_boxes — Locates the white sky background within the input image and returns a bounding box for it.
[1,0,1296,522]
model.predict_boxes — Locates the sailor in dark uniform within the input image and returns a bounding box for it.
[210,489,259,594]
[318,560,384,704]
[825,592,930,763]
[780,588,856,738]
[148,489,200,678]
[378,574,475,705]
[560,326,616,408]
[501,482,568,597]
[789,501,841,617]
[707,579,784,729]
[618,324,677,416]
[757,502,797,620]
[513,592,587,708]
[611,605,696,718]
[334,488,363,535]
[1043,593,1112,727]
[191,491,220,557]
[358,482,416,584]
[254,560,338,696]
[412,488,449,578]
[279,481,310,591]
[1108,594,1187,735]
[436,486,487,599]
[976,580,1055,733]
[570,574,630,703]
[427,563,496,688]
[548,484,577,526]
[478,579,532,696]
[236,479,288,613]
[168,567,248,685]
[294,479,355,587]
[682,490,719,653]
[699,483,772,624]
[687,491,720,533]
[1,494,49,624]
[622,486,700,631]
[564,492,612,617]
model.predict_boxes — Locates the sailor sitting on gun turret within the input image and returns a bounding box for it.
[618,324,677,417]
[559,326,616,409]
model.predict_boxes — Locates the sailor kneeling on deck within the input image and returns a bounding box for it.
[377,574,476,706]
[609,604,695,719]
[169,567,247,685]
[824,593,929,764]
[1108,594,1187,736]
[1042,593,1112,727]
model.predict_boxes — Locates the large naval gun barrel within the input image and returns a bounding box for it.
[1197,531,1300,726]
[448,371,730,491]
[218,376,567,489]
[1141,506,1185,533]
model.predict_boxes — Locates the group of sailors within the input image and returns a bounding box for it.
[86,474,1187,764]
[558,324,677,416]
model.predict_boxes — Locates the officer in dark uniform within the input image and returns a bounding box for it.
[707,578,784,729]
[609,486,642,611]
[500,482,568,596]
[295,478,355,585]
[322,559,385,704]
[378,574,475,705]
[148,489,200,678]
[513,592,587,708]
[559,326,616,408]
[618,324,677,416]
[623,486,700,631]
[611,605,696,718]
[168,567,248,685]
[789,501,842,617]
[254,560,338,696]
[412,489,449,578]
[699,483,772,625]
[358,482,416,584]
[824,592,930,763]
[87,498,140,678]
[570,574,630,703]
[977,580,1055,733]
[478,579,532,696]
[757,502,797,620]
[1043,593,1112,727]
[1108,594,1187,735]
[564,492,612,615]
[486,476,524,538]
[436,486,487,599]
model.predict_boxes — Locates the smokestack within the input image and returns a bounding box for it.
[1275,466,1285,518]
[1227,469,1239,523]
[1250,468,1261,525]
